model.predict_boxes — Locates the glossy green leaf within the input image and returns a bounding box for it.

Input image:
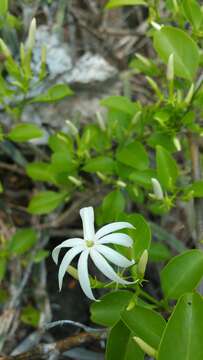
[149,242,171,262]
[83,156,116,174]
[106,320,144,360]
[102,190,125,222]
[116,141,149,170]
[101,96,137,116]
[122,305,166,348]
[0,0,8,16]
[127,214,151,260]
[21,306,40,327]
[189,180,203,197]
[26,162,56,183]
[156,145,178,190]
[28,191,68,215]
[130,169,156,189]
[158,293,203,360]
[153,26,199,80]
[8,123,44,142]
[0,258,7,282]
[106,0,147,8]
[182,0,203,30]
[31,84,73,103]
[9,228,37,255]
[90,291,132,327]
[161,249,203,299]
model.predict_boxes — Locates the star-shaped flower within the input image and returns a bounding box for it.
[52,206,135,300]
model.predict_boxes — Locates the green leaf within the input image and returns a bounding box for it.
[9,228,38,255]
[102,190,125,223]
[90,291,133,327]
[33,250,49,263]
[28,191,68,215]
[31,84,73,103]
[127,214,151,261]
[0,257,7,282]
[122,305,166,349]
[51,152,76,173]
[101,96,138,116]
[21,306,40,327]
[149,242,171,262]
[26,162,56,183]
[105,0,147,9]
[156,145,178,190]
[116,141,149,170]
[189,180,203,197]
[106,320,144,360]
[161,249,203,299]
[8,123,44,142]
[182,0,203,30]
[158,293,203,360]
[83,156,116,174]
[130,169,156,189]
[0,0,8,16]
[153,26,200,80]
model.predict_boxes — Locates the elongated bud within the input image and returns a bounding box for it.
[136,53,151,67]
[65,120,78,137]
[41,45,47,64]
[126,296,137,311]
[137,250,148,278]
[68,176,82,187]
[116,180,127,188]
[0,39,11,58]
[167,53,174,81]
[96,111,106,131]
[27,18,37,50]
[20,43,25,64]
[146,76,161,98]
[132,111,141,125]
[173,136,181,151]
[151,21,162,30]
[172,0,179,12]
[151,178,164,200]
[133,337,157,358]
[185,83,194,105]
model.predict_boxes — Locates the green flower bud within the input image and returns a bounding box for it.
[133,337,157,358]
[137,249,148,278]
[167,53,174,82]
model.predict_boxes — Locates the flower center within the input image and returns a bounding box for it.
[86,240,94,248]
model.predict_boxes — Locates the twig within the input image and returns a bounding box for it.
[0,331,105,360]
[43,320,103,333]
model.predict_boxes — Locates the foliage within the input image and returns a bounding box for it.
[1,0,203,358]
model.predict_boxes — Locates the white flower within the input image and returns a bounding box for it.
[52,206,135,301]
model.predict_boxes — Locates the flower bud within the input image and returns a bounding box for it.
[173,136,181,151]
[136,53,151,67]
[27,18,37,50]
[151,21,162,31]
[185,83,194,105]
[41,45,47,64]
[151,178,164,200]
[68,176,82,187]
[137,249,148,278]
[146,76,162,98]
[133,337,157,358]
[167,53,174,82]
[96,111,106,131]
[0,39,11,58]
[116,180,127,188]
[65,120,78,137]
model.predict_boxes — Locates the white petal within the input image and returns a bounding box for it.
[90,248,132,285]
[98,233,133,247]
[77,249,96,301]
[58,246,84,291]
[52,238,84,264]
[95,222,134,240]
[80,207,95,240]
[95,244,135,268]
